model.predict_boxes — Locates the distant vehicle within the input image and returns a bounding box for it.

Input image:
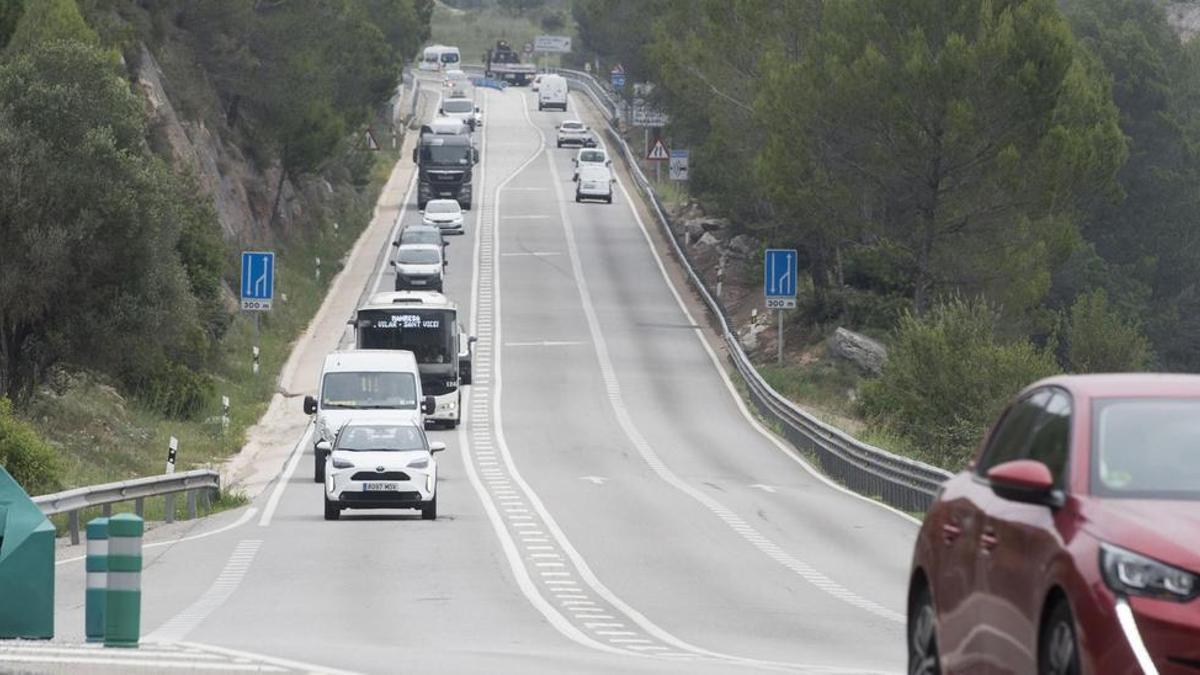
[537,74,568,112]
[427,116,470,136]
[391,243,445,292]
[303,350,434,483]
[573,147,611,181]
[556,120,595,148]
[484,39,536,85]
[531,73,545,91]
[443,68,468,89]
[321,420,445,521]
[414,128,478,209]
[440,95,482,131]
[353,292,475,429]
[419,44,460,71]
[395,224,448,259]
[575,165,614,204]
[908,374,1200,675]
[421,199,464,234]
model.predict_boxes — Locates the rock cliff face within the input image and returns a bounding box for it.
[130,44,319,245]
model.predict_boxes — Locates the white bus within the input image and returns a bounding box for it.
[419,44,461,71]
[353,292,474,428]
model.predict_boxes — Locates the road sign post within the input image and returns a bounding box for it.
[764,249,798,364]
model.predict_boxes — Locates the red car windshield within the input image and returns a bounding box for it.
[1092,398,1200,500]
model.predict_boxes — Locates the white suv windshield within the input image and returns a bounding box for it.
[336,425,426,452]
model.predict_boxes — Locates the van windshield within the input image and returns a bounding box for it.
[443,99,473,114]
[320,372,417,410]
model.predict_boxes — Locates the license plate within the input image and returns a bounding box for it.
[363,482,399,492]
[410,279,426,285]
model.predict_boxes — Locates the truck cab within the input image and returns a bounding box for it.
[413,129,477,210]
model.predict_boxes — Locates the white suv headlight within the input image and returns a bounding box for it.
[1101,543,1199,601]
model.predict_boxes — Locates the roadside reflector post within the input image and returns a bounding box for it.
[252,345,260,376]
[315,256,321,282]
[165,437,177,523]
[85,517,108,642]
[104,513,143,648]
[221,395,230,434]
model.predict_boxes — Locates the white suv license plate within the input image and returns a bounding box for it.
[363,482,400,492]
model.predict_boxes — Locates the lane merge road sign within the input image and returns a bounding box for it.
[611,64,625,90]
[764,248,798,309]
[241,251,274,311]
[647,138,670,161]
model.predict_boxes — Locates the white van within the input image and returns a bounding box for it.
[419,45,461,71]
[537,74,568,111]
[575,165,614,204]
[303,350,434,482]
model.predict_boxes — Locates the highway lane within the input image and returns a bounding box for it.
[35,78,916,674]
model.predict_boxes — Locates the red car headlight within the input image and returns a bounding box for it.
[1101,543,1199,602]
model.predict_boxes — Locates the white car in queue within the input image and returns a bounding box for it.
[556,120,596,148]
[572,147,610,181]
[421,199,464,234]
[391,242,446,292]
[321,420,445,521]
[575,165,615,204]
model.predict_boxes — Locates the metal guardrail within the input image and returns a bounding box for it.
[34,469,220,544]
[552,67,954,513]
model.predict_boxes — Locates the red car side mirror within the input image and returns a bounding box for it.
[987,460,1061,507]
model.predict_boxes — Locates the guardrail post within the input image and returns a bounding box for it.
[85,517,108,642]
[102,504,112,518]
[68,510,80,546]
[134,498,143,518]
[186,489,197,520]
[104,513,142,648]
[164,493,175,524]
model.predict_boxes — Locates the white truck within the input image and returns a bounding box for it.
[303,350,434,483]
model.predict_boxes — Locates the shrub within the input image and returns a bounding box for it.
[0,398,63,495]
[126,360,216,420]
[860,297,1061,469]
[1064,289,1152,373]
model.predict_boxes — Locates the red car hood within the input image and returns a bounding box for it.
[1082,498,1200,572]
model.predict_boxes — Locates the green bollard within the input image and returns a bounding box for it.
[104,513,143,648]
[85,517,108,642]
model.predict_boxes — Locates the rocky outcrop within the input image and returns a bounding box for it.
[727,233,758,259]
[1166,2,1200,42]
[828,327,888,375]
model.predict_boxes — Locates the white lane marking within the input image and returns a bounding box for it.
[579,92,923,528]
[0,654,284,672]
[563,92,907,621]
[578,476,608,485]
[146,540,263,643]
[56,507,259,567]
[499,251,561,256]
[455,87,629,658]
[504,340,588,347]
[499,215,553,220]
[175,641,362,675]
[749,484,778,494]
[503,187,548,191]
[0,646,223,660]
[258,422,314,527]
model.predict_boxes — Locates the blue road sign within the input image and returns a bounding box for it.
[611,72,626,90]
[764,249,798,309]
[240,251,275,311]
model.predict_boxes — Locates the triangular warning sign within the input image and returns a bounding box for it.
[611,63,625,75]
[646,138,669,161]
[364,127,380,151]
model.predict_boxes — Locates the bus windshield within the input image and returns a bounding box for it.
[357,309,456,366]
[320,372,417,410]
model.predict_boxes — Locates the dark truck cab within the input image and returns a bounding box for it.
[413,128,478,210]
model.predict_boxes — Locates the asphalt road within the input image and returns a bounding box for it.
[32,80,918,675]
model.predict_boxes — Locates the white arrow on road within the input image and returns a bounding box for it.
[748,484,777,493]
[579,476,608,485]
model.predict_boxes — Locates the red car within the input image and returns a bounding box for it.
[908,374,1200,674]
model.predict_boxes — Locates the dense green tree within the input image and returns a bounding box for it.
[5,0,95,53]
[0,40,209,401]
[1063,289,1152,372]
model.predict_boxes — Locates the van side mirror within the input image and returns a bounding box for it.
[473,149,480,164]
[411,148,418,163]
[391,240,400,247]
[303,395,318,415]
[422,396,436,415]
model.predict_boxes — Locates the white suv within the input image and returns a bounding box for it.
[321,420,444,521]
[556,120,595,148]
